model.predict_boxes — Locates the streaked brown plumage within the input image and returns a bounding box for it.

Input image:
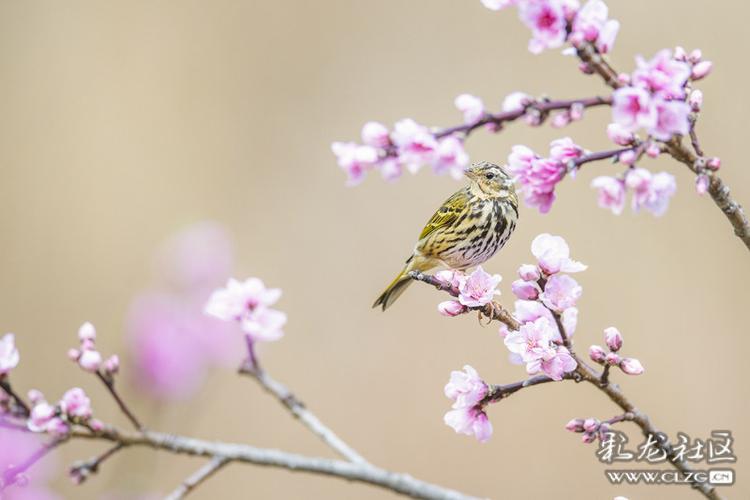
[373,161,519,310]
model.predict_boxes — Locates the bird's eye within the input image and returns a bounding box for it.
[485,173,495,180]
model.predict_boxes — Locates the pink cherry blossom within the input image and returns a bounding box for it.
[204,278,281,321]
[561,307,578,336]
[531,233,587,275]
[445,365,488,409]
[606,123,635,146]
[78,350,102,373]
[518,0,571,54]
[511,279,540,300]
[650,98,690,141]
[604,327,623,351]
[502,91,533,112]
[612,87,656,131]
[591,176,626,215]
[504,316,557,363]
[620,357,644,375]
[517,264,541,281]
[391,118,438,173]
[444,407,493,443]
[240,308,287,342]
[28,400,69,436]
[626,168,677,216]
[331,141,378,186]
[457,266,502,307]
[0,333,20,375]
[549,137,585,164]
[361,121,390,148]
[454,94,485,124]
[508,147,566,213]
[104,354,120,375]
[631,49,691,99]
[433,136,469,180]
[531,345,577,381]
[60,388,92,420]
[541,274,582,311]
[438,300,467,317]
[571,0,619,53]
[78,322,96,342]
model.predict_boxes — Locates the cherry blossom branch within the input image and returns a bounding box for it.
[165,456,229,500]
[69,442,125,484]
[576,41,750,251]
[0,378,30,417]
[95,372,143,431]
[409,271,723,500]
[434,96,611,139]
[2,420,477,500]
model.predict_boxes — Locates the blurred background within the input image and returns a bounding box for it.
[0,1,748,498]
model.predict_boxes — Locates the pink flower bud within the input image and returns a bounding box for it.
[518,264,541,282]
[438,300,467,317]
[618,150,636,165]
[607,123,635,146]
[583,418,600,433]
[89,419,105,432]
[691,61,713,80]
[696,174,709,195]
[569,103,584,121]
[551,112,571,128]
[67,348,81,361]
[78,350,102,373]
[47,417,70,436]
[361,121,390,148]
[78,322,96,342]
[620,357,644,375]
[689,48,702,63]
[589,345,606,363]
[27,389,44,404]
[645,143,661,158]
[674,46,687,61]
[104,355,120,375]
[578,62,594,75]
[617,72,631,85]
[688,89,703,112]
[707,157,721,170]
[605,352,621,366]
[582,432,597,444]
[604,327,623,352]
[511,279,540,300]
[565,418,585,432]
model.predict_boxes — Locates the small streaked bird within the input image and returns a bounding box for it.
[373,161,519,311]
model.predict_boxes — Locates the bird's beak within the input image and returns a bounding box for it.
[464,169,477,181]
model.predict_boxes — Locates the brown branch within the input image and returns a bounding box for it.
[164,456,229,500]
[69,442,126,484]
[0,378,30,417]
[481,373,578,405]
[95,372,143,431]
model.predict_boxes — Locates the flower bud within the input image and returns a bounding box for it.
[696,174,709,195]
[78,322,96,342]
[361,121,390,148]
[707,157,721,170]
[565,418,585,432]
[607,123,634,146]
[518,264,540,282]
[511,279,540,300]
[605,352,621,366]
[589,345,606,363]
[569,103,584,121]
[618,150,636,165]
[551,112,571,128]
[104,355,120,375]
[620,357,644,375]
[691,61,713,80]
[689,48,703,63]
[27,389,44,404]
[437,300,467,317]
[582,432,597,444]
[89,419,105,432]
[78,350,102,373]
[67,348,81,361]
[688,89,703,112]
[604,327,623,352]
[617,72,631,85]
[674,46,687,61]
[645,143,661,158]
[583,418,600,433]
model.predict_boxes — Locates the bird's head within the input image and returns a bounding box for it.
[465,161,516,199]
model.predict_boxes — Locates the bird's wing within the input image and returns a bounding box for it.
[417,189,469,241]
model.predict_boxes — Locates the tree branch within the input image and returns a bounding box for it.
[0,378,30,417]
[164,456,229,500]
[95,372,144,431]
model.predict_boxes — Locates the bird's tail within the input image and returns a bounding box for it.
[373,257,435,311]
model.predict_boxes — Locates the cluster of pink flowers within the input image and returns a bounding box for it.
[27,387,100,437]
[435,266,502,317]
[611,48,710,142]
[588,326,644,376]
[443,365,493,442]
[591,168,677,216]
[482,0,619,55]
[332,119,470,185]
[204,277,287,343]
[508,138,586,213]
[0,333,20,376]
[67,322,119,376]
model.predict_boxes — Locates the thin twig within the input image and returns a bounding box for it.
[69,442,126,484]
[95,372,144,431]
[0,378,30,417]
[164,456,229,500]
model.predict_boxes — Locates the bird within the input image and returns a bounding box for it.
[373,161,519,311]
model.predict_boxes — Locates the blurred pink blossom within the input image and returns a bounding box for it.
[331,141,378,186]
[0,333,20,375]
[651,99,690,141]
[606,123,635,146]
[571,0,619,53]
[444,406,493,443]
[60,388,92,420]
[591,176,626,215]
[454,94,485,124]
[632,49,690,99]
[77,350,102,373]
[612,86,656,131]
[480,0,519,10]
[457,266,502,307]
[625,168,676,216]
[501,91,532,112]
[518,0,572,54]
[433,137,470,180]
[391,118,438,173]
[361,121,390,148]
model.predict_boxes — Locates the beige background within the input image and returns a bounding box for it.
[1,1,748,499]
